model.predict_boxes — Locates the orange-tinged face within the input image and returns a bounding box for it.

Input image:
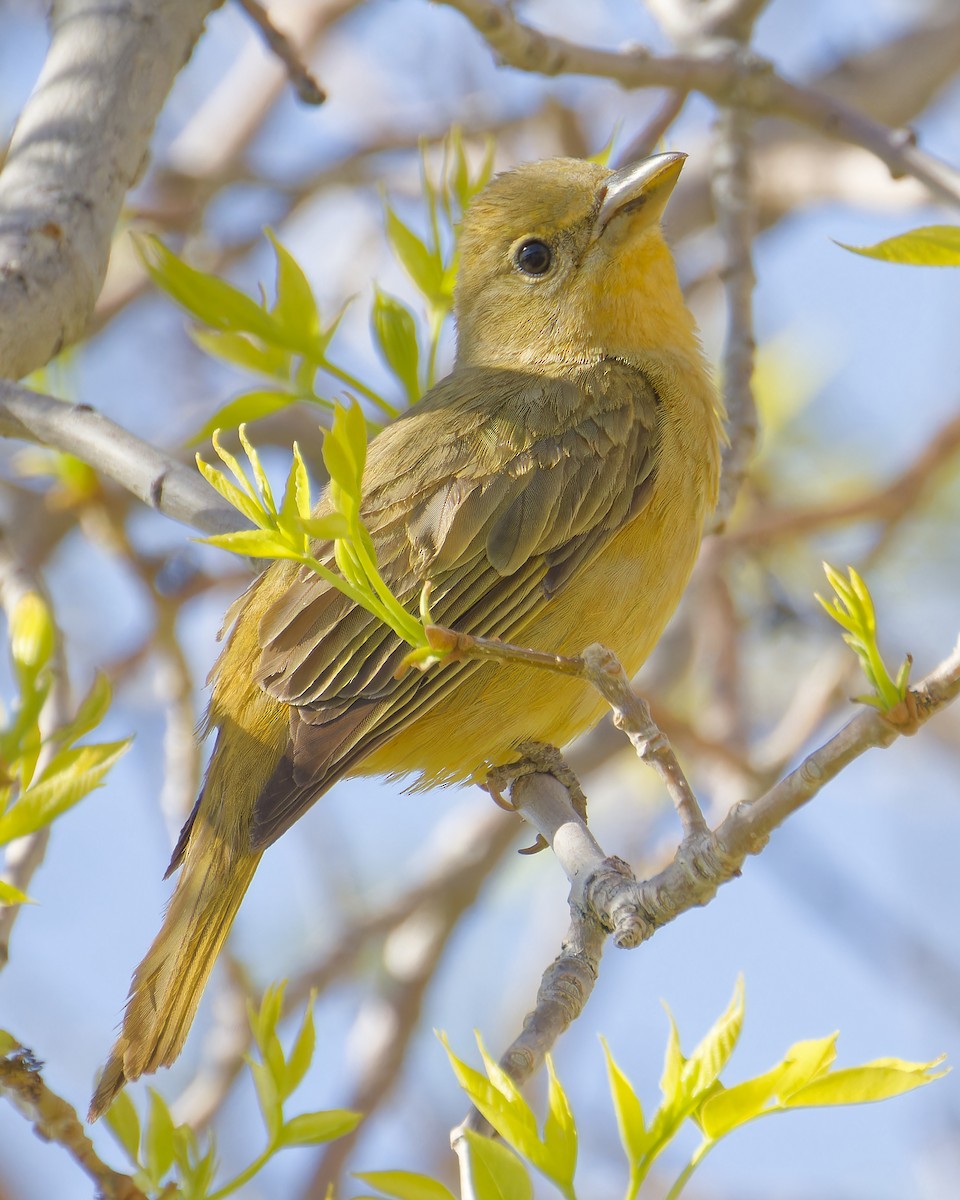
[454,153,700,372]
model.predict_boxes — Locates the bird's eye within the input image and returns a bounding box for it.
[514,239,553,276]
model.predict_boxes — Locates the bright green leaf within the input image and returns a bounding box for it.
[56,672,112,750]
[105,1094,144,1166]
[190,328,290,379]
[10,592,55,680]
[191,391,297,445]
[0,740,130,843]
[299,513,351,541]
[543,1055,577,1187]
[658,1005,685,1106]
[602,1038,648,1163]
[372,289,421,404]
[697,1066,783,1139]
[267,230,322,349]
[354,1169,457,1200]
[139,237,282,341]
[385,209,445,302]
[837,225,960,266]
[249,1059,283,1142]
[463,1130,534,1200]
[681,976,745,1102]
[144,1089,176,1182]
[279,1108,361,1146]
[283,991,317,1097]
[785,1057,947,1108]
[0,879,32,906]
[199,530,302,560]
[774,1034,839,1099]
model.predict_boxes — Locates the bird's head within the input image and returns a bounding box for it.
[454,152,699,373]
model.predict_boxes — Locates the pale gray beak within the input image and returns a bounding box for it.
[595,151,687,237]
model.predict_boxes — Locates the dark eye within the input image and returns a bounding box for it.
[514,239,553,276]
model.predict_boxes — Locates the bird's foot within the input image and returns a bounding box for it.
[484,740,587,855]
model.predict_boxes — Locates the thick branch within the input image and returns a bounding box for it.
[0,0,220,379]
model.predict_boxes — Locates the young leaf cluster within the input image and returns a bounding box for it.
[103,985,360,1199]
[143,128,493,443]
[196,419,441,665]
[0,593,130,905]
[358,979,945,1200]
[376,127,494,398]
[816,563,911,709]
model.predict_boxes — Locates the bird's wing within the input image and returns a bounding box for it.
[247,360,659,847]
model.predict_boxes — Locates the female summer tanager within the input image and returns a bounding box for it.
[90,152,721,1119]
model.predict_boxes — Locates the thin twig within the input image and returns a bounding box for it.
[435,0,960,208]
[0,1042,147,1200]
[234,0,326,105]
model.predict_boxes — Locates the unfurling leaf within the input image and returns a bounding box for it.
[837,225,960,266]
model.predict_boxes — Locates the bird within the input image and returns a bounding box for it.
[89,151,721,1120]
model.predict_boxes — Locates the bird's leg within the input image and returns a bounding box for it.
[484,739,588,854]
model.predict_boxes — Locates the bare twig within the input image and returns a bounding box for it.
[712,101,758,528]
[234,0,326,105]
[435,0,960,208]
[0,1041,147,1200]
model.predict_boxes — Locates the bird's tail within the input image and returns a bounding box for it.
[88,822,260,1122]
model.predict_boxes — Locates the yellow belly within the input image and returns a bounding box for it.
[360,435,710,787]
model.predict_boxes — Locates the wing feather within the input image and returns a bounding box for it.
[248,360,660,848]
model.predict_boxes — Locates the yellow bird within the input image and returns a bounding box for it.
[90,152,721,1120]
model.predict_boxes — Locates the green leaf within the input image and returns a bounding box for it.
[299,513,351,541]
[283,991,317,1097]
[697,1065,783,1139]
[543,1055,577,1188]
[785,1056,947,1108]
[602,1038,648,1163]
[249,1059,283,1142]
[10,591,55,681]
[0,879,32,906]
[463,1130,534,1200]
[191,391,297,445]
[322,418,363,497]
[267,230,322,350]
[280,444,313,528]
[104,1090,142,1167]
[837,225,960,266]
[199,530,302,560]
[190,329,290,379]
[139,236,281,341]
[385,209,445,302]
[372,289,421,404]
[144,1089,175,1183]
[195,451,263,529]
[56,672,112,751]
[354,1169,456,1200]
[279,1109,361,1146]
[680,976,745,1102]
[441,1034,539,1165]
[658,1006,685,1107]
[0,740,130,843]
[774,1034,839,1098]
[238,425,276,515]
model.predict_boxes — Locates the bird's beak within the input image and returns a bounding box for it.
[595,151,687,240]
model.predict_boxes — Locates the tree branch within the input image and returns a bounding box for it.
[0,1041,147,1200]
[0,0,220,379]
[435,0,960,208]
[0,381,240,536]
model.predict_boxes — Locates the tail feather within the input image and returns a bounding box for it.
[89,831,260,1121]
